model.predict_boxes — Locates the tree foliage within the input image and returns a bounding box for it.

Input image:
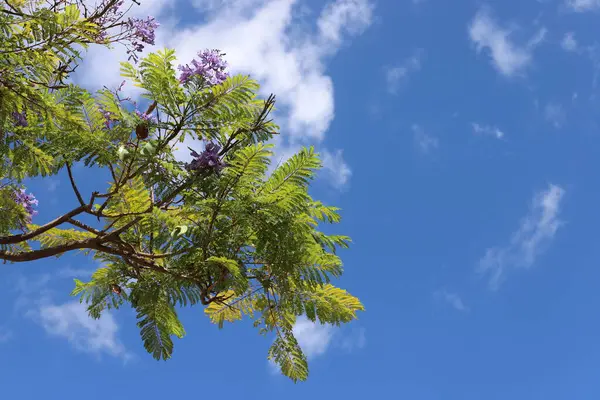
[0,0,363,382]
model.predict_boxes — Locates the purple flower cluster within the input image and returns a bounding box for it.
[14,188,38,223]
[186,142,226,173]
[12,111,27,127]
[100,108,113,128]
[135,109,157,124]
[93,0,125,43]
[178,49,229,85]
[90,1,160,62]
[127,17,160,53]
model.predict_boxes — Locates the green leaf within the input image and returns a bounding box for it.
[204,290,243,328]
[140,141,155,155]
[171,225,188,237]
[117,146,129,160]
[135,288,186,361]
[268,330,309,382]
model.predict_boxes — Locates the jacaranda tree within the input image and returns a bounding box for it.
[0,0,363,381]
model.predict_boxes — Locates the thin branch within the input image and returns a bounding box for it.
[133,248,191,259]
[66,162,85,206]
[67,218,101,235]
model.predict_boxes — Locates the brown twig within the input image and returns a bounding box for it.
[66,162,85,206]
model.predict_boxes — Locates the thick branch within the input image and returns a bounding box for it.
[0,205,87,245]
[0,237,97,262]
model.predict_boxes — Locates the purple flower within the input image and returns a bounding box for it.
[186,142,226,173]
[129,17,159,45]
[93,0,125,43]
[90,1,160,63]
[178,49,229,85]
[135,109,157,124]
[12,111,27,127]
[127,16,160,55]
[100,108,113,128]
[95,30,108,44]
[14,188,38,223]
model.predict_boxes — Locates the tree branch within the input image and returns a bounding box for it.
[0,205,87,245]
[0,237,97,261]
[66,162,85,206]
[67,218,101,235]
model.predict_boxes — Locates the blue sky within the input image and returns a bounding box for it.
[3,0,600,398]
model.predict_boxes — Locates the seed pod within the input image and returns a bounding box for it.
[111,284,122,295]
[136,123,149,140]
[145,101,157,115]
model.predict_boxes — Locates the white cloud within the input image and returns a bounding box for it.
[435,290,468,312]
[321,149,352,189]
[544,102,566,128]
[412,124,438,154]
[566,0,600,11]
[468,8,545,77]
[385,50,422,95]
[30,301,130,361]
[478,184,566,290]
[75,0,179,97]
[267,316,365,374]
[80,0,176,16]
[317,0,374,48]
[561,32,578,52]
[472,122,504,139]
[293,316,334,358]
[164,0,372,141]
[74,0,374,189]
[13,270,130,361]
[267,316,334,375]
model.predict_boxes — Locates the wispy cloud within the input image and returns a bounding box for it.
[13,269,130,361]
[434,290,469,312]
[0,327,12,343]
[317,0,374,48]
[45,177,60,193]
[561,32,578,52]
[544,103,566,128]
[385,50,423,95]
[338,326,366,352]
[412,124,439,154]
[29,301,131,361]
[478,184,566,290]
[472,122,504,139]
[13,273,52,312]
[566,0,600,11]
[58,266,97,279]
[321,149,352,190]
[468,8,545,77]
